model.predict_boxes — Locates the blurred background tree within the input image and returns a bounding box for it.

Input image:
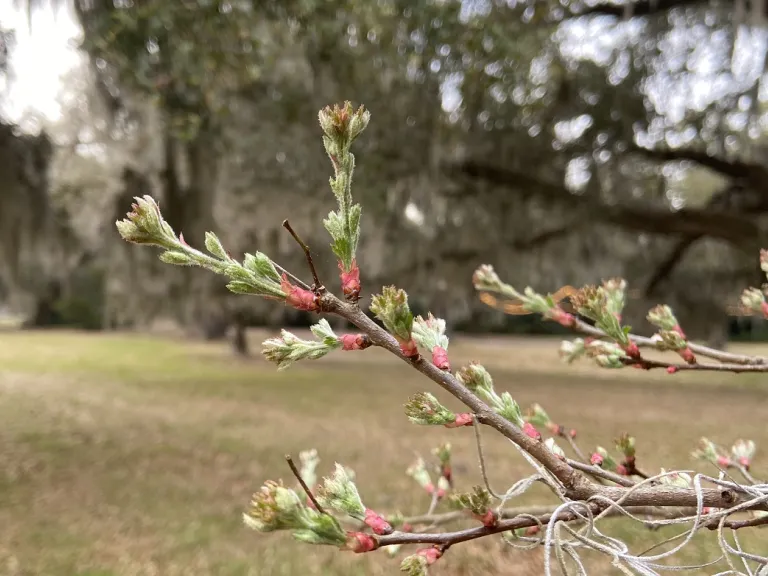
[2,0,768,352]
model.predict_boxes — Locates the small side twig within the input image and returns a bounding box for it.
[283,220,323,292]
[563,432,587,463]
[735,464,760,486]
[285,454,326,514]
[566,458,636,487]
[472,414,504,499]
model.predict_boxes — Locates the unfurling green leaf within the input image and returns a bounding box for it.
[261,324,342,370]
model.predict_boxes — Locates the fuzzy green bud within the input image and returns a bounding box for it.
[370,286,415,343]
[317,463,366,519]
[261,321,342,370]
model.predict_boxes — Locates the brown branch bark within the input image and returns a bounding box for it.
[447,160,761,246]
[321,292,768,516]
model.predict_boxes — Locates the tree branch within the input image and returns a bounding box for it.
[447,160,761,246]
[576,0,712,18]
[321,292,768,515]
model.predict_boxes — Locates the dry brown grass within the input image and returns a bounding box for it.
[0,329,766,575]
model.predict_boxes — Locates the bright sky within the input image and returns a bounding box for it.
[0,2,81,124]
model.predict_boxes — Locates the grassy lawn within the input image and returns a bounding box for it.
[0,329,766,575]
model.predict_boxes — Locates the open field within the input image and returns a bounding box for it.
[0,329,766,575]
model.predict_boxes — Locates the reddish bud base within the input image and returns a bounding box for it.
[762,301,768,319]
[667,366,678,374]
[672,324,687,340]
[339,260,361,299]
[340,334,367,350]
[679,347,696,364]
[281,274,319,311]
[345,532,377,553]
[590,453,604,466]
[432,346,450,370]
[616,464,629,476]
[551,308,575,327]
[364,509,393,535]
[417,547,443,565]
[522,422,541,441]
[474,509,498,527]
[624,342,640,359]
[445,413,473,428]
[717,456,732,468]
[399,338,419,358]
[738,457,751,468]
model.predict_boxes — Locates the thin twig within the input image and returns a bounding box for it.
[735,464,760,486]
[563,433,587,463]
[273,263,311,290]
[375,503,605,547]
[572,317,768,367]
[282,220,323,291]
[472,414,504,499]
[566,459,636,487]
[285,454,325,514]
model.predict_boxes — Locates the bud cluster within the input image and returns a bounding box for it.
[407,457,450,499]
[404,392,473,428]
[525,403,576,438]
[472,265,575,327]
[317,464,392,535]
[451,486,497,527]
[691,437,732,468]
[584,339,630,369]
[318,102,370,300]
[570,282,635,355]
[370,286,418,357]
[647,305,696,364]
[243,480,348,547]
[261,320,342,370]
[400,546,443,576]
[116,197,319,308]
[412,313,451,370]
[456,364,530,433]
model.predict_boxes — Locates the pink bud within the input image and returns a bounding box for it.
[445,413,473,428]
[551,308,575,327]
[667,366,678,374]
[738,456,750,468]
[424,483,435,495]
[345,532,376,553]
[525,525,540,536]
[590,453,604,466]
[522,422,541,441]
[432,346,450,370]
[672,324,687,339]
[179,232,189,246]
[339,260,361,299]
[401,523,413,533]
[417,547,442,564]
[568,428,577,439]
[474,509,498,527]
[280,274,319,311]
[624,342,640,359]
[399,338,419,358]
[716,455,731,468]
[616,464,629,476]
[546,422,561,435]
[679,347,696,364]
[761,301,768,319]
[363,509,392,535]
[340,334,369,351]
